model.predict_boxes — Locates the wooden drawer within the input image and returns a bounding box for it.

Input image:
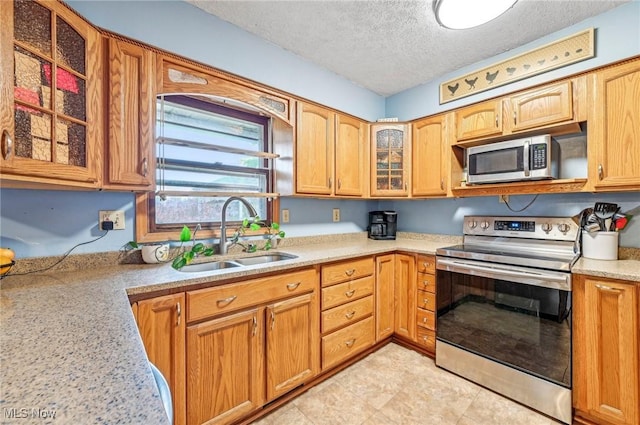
[417,290,435,312]
[416,255,436,274]
[417,272,436,293]
[416,308,435,330]
[187,268,317,323]
[321,257,374,287]
[416,327,436,352]
[322,316,374,370]
[322,295,373,334]
[322,275,374,310]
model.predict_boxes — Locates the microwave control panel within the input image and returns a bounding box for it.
[531,144,548,169]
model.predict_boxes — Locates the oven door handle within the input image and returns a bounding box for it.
[436,258,571,291]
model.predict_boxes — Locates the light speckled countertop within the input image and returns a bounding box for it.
[1,234,638,424]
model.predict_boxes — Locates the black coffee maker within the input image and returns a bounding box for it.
[367,211,398,240]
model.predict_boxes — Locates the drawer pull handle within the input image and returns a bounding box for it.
[598,164,604,180]
[423,317,428,323]
[345,289,356,298]
[270,310,275,329]
[216,295,237,306]
[423,298,429,305]
[595,284,622,293]
[286,282,301,290]
[423,262,430,270]
[345,269,355,277]
[423,336,429,343]
[176,302,181,326]
[252,316,257,336]
[345,338,356,348]
[1,130,13,160]
[142,157,148,177]
[422,281,429,287]
[345,310,356,319]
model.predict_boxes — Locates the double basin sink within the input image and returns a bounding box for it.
[179,253,298,273]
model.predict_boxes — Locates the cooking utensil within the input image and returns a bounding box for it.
[594,202,618,230]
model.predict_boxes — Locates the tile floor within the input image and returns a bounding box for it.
[253,343,562,425]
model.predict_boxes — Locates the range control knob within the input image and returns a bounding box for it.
[541,223,553,233]
[468,220,478,230]
[480,220,490,230]
[557,223,570,234]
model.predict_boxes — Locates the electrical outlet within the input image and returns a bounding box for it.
[499,195,509,204]
[281,209,290,223]
[332,208,340,222]
[99,210,125,230]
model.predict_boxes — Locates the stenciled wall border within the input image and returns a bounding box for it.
[439,28,595,104]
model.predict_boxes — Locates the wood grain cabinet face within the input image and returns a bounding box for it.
[186,309,264,425]
[589,59,640,191]
[509,81,573,132]
[296,102,335,195]
[455,99,503,141]
[0,0,102,188]
[266,293,319,401]
[136,293,186,425]
[394,253,416,341]
[335,114,368,196]
[573,275,639,425]
[370,123,411,197]
[105,37,155,190]
[375,254,395,341]
[412,114,450,197]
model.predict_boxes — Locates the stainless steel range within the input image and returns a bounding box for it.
[435,215,580,424]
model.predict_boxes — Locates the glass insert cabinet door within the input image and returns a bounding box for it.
[371,123,410,196]
[0,0,101,186]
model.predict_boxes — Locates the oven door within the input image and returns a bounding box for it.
[436,257,572,388]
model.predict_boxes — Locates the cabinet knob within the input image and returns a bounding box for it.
[440,179,444,190]
[176,302,181,326]
[345,289,356,298]
[286,281,301,290]
[513,110,517,125]
[598,164,604,180]
[328,178,332,188]
[1,130,13,160]
[338,179,341,189]
[345,268,355,277]
[495,115,499,128]
[142,157,148,177]
[345,310,356,319]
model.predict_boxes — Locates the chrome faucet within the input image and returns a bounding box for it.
[219,196,258,255]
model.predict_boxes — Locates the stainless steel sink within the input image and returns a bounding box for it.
[178,253,297,272]
[179,260,241,273]
[233,253,298,266]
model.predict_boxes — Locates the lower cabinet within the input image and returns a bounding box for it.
[375,254,395,340]
[573,274,639,425]
[134,293,186,425]
[394,253,416,341]
[415,255,437,352]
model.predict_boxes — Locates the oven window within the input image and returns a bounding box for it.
[437,270,571,388]
[469,147,523,174]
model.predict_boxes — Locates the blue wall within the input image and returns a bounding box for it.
[1,1,639,259]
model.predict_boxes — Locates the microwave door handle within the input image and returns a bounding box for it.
[523,140,530,177]
[436,258,570,290]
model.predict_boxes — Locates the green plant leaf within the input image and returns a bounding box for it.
[247,244,257,253]
[127,241,140,249]
[184,251,195,263]
[172,257,187,270]
[242,218,249,228]
[271,222,280,230]
[179,225,192,242]
[203,248,215,256]
[192,242,205,253]
[264,240,272,250]
[278,231,286,238]
[249,223,261,231]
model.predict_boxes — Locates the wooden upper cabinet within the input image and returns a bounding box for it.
[370,123,411,197]
[573,275,639,425]
[588,58,640,191]
[136,293,186,425]
[0,0,102,188]
[508,81,573,132]
[104,37,155,190]
[412,113,450,197]
[455,99,503,141]
[296,102,335,195]
[335,113,368,196]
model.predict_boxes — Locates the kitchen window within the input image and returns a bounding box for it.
[135,94,277,242]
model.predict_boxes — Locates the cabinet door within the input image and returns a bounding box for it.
[105,37,155,189]
[394,253,416,341]
[412,114,449,196]
[509,81,573,132]
[455,99,502,141]
[265,293,319,401]
[137,294,186,425]
[0,0,102,187]
[375,254,395,341]
[186,308,264,425]
[371,123,410,196]
[574,275,639,425]
[589,59,640,191]
[335,114,367,196]
[296,102,334,195]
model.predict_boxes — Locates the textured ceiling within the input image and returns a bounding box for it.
[185,0,630,96]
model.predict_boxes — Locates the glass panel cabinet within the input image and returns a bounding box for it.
[0,0,102,188]
[370,123,410,197]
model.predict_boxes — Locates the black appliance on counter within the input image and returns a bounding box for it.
[367,211,397,240]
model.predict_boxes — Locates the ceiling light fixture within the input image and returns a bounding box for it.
[434,0,518,30]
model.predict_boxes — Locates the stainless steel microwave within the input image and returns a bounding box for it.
[466,135,558,184]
